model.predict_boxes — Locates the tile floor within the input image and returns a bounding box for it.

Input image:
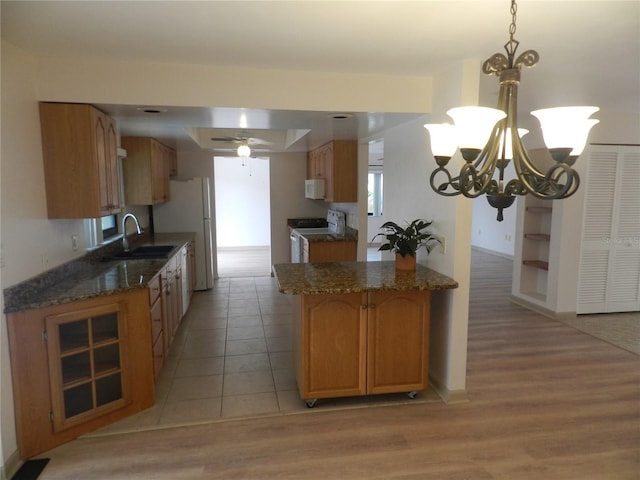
[92,260,431,437]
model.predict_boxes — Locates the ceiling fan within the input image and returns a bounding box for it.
[210,131,273,157]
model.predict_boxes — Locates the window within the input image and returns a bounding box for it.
[84,214,121,250]
[368,170,383,217]
[101,215,118,240]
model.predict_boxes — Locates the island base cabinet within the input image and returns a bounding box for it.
[6,290,154,459]
[294,293,367,399]
[293,290,430,403]
[367,291,430,395]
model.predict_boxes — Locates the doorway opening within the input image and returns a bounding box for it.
[214,155,272,277]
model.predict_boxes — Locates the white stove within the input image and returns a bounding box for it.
[289,210,346,262]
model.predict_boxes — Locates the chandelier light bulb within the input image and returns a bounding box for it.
[424,123,458,163]
[531,107,600,159]
[237,143,251,158]
[447,106,506,152]
[502,128,529,160]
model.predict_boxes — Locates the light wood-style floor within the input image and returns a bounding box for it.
[33,250,639,479]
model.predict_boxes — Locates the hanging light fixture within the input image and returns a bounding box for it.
[237,140,251,158]
[424,0,599,221]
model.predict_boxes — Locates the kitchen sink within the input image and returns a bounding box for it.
[110,245,177,260]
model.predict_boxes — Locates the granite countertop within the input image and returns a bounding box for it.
[3,233,195,314]
[272,261,458,295]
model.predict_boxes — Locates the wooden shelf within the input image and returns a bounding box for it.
[523,260,549,271]
[524,233,551,242]
[526,206,552,214]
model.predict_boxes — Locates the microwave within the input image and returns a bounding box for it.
[305,179,325,199]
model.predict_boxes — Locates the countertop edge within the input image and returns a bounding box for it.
[272,261,459,296]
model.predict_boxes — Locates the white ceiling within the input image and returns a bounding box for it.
[2,1,638,154]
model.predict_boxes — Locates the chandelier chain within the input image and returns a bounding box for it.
[506,0,519,58]
[509,0,517,40]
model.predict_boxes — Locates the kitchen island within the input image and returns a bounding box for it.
[272,261,458,407]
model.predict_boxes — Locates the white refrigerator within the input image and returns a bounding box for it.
[153,178,215,291]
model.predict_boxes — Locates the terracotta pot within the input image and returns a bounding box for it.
[395,253,416,271]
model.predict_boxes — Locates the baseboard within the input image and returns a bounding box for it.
[471,245,514,260]
[1,449,22,480]
[217,246,270,252]
[429,377,469,405]
[509,295,577,321]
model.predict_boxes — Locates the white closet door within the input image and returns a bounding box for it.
[609,148,640,311]
[577,145,640,314]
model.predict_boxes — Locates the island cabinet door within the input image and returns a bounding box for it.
[297,293,367,399]
[366,290,430,395]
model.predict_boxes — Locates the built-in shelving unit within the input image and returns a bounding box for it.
[512,196,554,307]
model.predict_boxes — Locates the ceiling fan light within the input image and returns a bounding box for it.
[447,106,506,150]
[237,144,251,158]
[424,123,458,158]
[531,106,599,156]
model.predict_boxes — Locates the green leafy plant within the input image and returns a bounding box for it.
[372,219,440,258]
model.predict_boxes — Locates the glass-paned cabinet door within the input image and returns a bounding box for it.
[45,302,131,432]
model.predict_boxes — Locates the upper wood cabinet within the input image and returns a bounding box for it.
[307,140,357,202]
[39,103,121,219]
[121,136,175,205]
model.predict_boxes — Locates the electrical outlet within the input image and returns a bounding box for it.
[72,234,78,251]
[433,234,447,254]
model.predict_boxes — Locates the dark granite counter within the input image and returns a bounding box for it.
[3,233,194,313]
[272,261,458,295]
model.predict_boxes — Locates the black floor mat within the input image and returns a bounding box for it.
[11,459,50,480]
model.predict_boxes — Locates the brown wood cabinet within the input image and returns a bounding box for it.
[306,140,357,202]
[6,289,154,459]
[121,136,175,205]
[293,290,430,405]
[39,103,121,218]
[302,237,357,263]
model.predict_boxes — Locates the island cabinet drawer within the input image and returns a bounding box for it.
[293,290,430,403]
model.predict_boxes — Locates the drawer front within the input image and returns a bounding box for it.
[150,297,163,345]
[148,276,161,306]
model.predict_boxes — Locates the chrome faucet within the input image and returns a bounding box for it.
[122,213,143,251]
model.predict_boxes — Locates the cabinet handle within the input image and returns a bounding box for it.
[361,305,367,310]
[369,304,376,309]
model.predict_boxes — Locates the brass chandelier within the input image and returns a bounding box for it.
[424,0,599,221]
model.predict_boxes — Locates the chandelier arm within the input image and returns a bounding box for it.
[519,163,578,199]
[430,167,463,197]
[504,178,527,196]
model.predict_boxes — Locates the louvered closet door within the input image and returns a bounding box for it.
[578,145,640,313]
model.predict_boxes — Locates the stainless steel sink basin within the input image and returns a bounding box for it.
[110,245,176,260]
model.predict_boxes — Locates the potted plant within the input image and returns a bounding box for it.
[372,219,440,270]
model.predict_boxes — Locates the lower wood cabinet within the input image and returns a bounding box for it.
[302,238,357,263]
[7,289,154,459]
[293,290,430,404]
